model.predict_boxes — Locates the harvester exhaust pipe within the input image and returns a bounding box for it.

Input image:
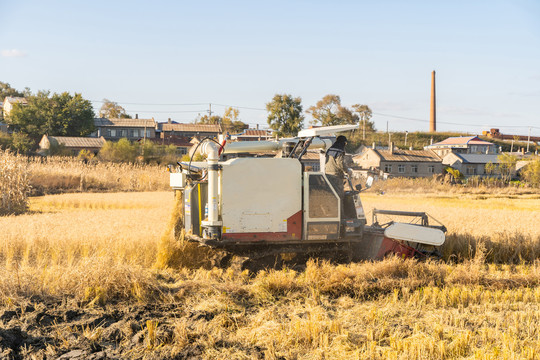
[200,141,222,239]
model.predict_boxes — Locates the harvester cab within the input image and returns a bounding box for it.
[170,125,446,264]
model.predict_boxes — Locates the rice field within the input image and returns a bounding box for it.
[0,190,538,358]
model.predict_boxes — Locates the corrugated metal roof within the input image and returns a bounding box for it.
[239,129,273,137]
[49,136,106,148]
[3,97,27,104]
[452,153,500,164]
[374,149,441,162]
[94,118,156,128]
[160,123,222,132]
[430,136,494,147]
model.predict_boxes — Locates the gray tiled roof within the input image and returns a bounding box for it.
[374,149,441,162]
[160,123,222,133]
[94,118,156,128]
[49,136,106,148]
[452,153,501,164]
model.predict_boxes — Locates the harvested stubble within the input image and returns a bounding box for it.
[0,149,30,215]
[1,191,539,358]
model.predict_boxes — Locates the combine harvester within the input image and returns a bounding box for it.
[169,125,446,268]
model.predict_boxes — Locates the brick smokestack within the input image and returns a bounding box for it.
[430,70,436,132]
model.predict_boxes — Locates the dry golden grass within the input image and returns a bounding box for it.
[361,192,540,263]
[26,156,169,194]
[0,150,30,215]
[0,190,539,358]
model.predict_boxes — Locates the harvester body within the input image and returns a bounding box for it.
[170,125,445,264]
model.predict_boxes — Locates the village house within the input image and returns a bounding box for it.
[442,153,504,177]
[2,96,27,117]
[354,143,443,178]
[39,135,106,155]
[147,136,193,155]
[1,97,27,132]
[158,122,222,139]
[233,129,273,141]
[92,117,157,141]
[425,136,497,157]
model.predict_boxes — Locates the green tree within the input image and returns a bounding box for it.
[521,159,540,187]
[98,138,137,163]
[352,104,375,140]
[484,162,496,176]
[196,114,222,125]
[6,91,95,142]
[266,94,304,137]
[307,94,359,126]
[99,99,132,118]
[10,132,33,154]
[498,153,517,182]
[0,81,24,101]
[222,107,248,133]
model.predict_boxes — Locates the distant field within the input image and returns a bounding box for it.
[361,192,540,237]
[0,191,538,359]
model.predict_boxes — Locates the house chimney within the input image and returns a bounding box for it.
[430,137,433,145]
[409,146,413,150]
[430,70,436,132]
[256,124,259,130]
[135,114,138,119]
[389,142,394,154]
[168,118,172,124]
[372,142,376,149]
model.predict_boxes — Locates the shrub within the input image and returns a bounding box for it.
[0,149,30,215]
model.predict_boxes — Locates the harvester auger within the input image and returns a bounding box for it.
[169,125,446,269]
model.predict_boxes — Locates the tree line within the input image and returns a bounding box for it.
[265,94,374,138]
[1,81,374,153]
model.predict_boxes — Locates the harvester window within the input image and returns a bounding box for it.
[308,175,339,218]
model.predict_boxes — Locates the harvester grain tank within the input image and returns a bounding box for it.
[170,125,445,266]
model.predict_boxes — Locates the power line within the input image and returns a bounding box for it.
[122,109,207,114]
[90,100,207,106]
[373,112,540,130]
[212,103,266,111]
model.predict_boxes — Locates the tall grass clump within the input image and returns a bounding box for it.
[155,190,214,269]
[27,156,169,194]
[0,149,30,215]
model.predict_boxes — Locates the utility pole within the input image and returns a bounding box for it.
[208,103,213,118]
[510,139,514,153]
[362,119,366,141]
[405,131,408,147]
[527,127,531,153]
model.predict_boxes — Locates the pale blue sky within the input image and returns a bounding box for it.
[1,0,539,136]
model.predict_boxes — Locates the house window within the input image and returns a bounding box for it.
[428,165,435,174]
[178,147,187,155]
[411,165,418,173]
[146,129,152,138]
[384,164,392,173]
[110,129,116,137]
[470,145,477,153]
[398,164,405,173]
[117,130,124,137]
[466,166,477,175]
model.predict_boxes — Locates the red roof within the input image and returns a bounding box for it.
[431,136,494,146]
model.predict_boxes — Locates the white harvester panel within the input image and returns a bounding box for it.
[221,158,302,240]
[384,223,445,246]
